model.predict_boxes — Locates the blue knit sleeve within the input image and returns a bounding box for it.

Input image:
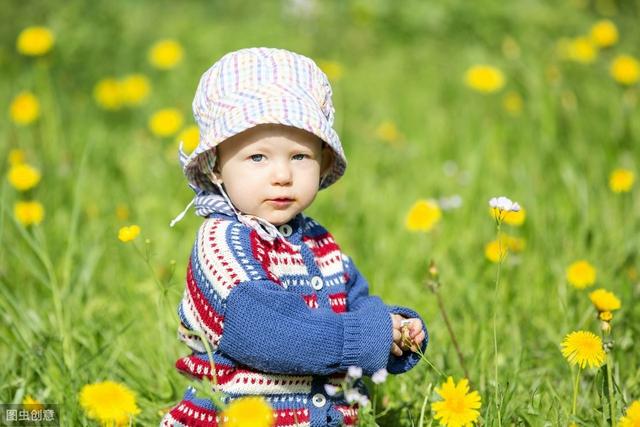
[343,255,386,311]
[219,279,394,376]
[343,255,428,374]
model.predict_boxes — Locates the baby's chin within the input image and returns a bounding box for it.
[264,212,299,226]
[239,207,300,227]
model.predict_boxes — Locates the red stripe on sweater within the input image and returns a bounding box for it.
[186,260,224,336]
[302,294,318,309]
[250,230,282,285]
[336,404,359,425]
[329,292,348,313]
[302,232,341,258]
[168,399,311,427]
[169,400,219,427]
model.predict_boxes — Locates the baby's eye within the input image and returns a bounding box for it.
[292,154,309,160]
[249,154,265,162]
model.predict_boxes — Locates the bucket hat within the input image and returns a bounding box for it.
[182,47,347,193]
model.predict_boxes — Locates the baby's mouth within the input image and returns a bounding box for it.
[266,198,294,208]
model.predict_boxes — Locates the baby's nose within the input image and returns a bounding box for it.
[271,163,293,184]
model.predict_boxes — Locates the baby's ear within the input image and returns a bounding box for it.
[320,143,333,176]
[209,166,223,185]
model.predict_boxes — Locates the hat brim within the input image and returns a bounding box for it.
[184,96,347,193]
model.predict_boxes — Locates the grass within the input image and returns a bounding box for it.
[1,0,639,425]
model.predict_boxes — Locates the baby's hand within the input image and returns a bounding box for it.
[390,314,425,356]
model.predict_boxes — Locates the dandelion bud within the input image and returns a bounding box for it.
[601,321,611,333]
[428,260,439,278]
[599,310,613,321]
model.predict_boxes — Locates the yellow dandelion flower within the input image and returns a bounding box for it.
[148,39,184,70]
[504,208,525,226]
[120,74,151,106]
[566,260,596,289]
[610,55,640,86]
[7,163,41,191]
[22,395,44,410]
[484,239,508,263]
[405,199,442,232]
[620,400,640,427]
[9,91,40,125]
[16,26,54,56]
[149,108,184,137]
[464,65,505,93]
[94,78,124,111]
[118,225,141,243]
[432,377,482,427]
[375,120,401,145]
[565,37,598,64]
[14,201,45,226]
[115,204,130,221]
[502,91,523,116]
[561,330,606,369]
[318,60,344,82]
[599,311,613,321]
[8,149,26,166]
[589,289,621,312]
[590,20,618,47]
[79,380,141,426]
[177,125,200,153]
[609,168,634,193]
[222,396,274,427]
[489,206,526,226]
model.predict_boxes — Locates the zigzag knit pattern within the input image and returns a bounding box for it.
[162,211,428,427]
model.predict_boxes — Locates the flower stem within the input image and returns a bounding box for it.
[572,367,581,419]
[418,383,433,427]
[606,352,616,426]
[493,221,504,427]
[414,346,447,378]
[426,264,470,381]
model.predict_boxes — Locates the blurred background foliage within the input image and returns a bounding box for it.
[1,0,639,425]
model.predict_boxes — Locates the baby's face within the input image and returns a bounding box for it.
[214,124,330,226]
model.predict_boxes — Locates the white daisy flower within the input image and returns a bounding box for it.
[347,366,362,379]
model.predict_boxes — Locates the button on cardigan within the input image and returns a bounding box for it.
[161,210,428,427]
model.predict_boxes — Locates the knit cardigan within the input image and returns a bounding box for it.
[161,210,428,427]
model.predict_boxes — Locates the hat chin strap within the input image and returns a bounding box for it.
[169,197,196,228]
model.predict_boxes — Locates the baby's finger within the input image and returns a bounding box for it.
[409,320,423,338]
[391,343,403,357]
[392,328,402,343]
[413,331,426,346]
[390,314,402,329]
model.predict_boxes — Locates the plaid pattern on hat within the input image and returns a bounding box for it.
[183,47,347,193]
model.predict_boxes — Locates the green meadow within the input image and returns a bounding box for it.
[1,0,639,425]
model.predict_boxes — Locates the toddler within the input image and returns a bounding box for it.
[162,47,428,427]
